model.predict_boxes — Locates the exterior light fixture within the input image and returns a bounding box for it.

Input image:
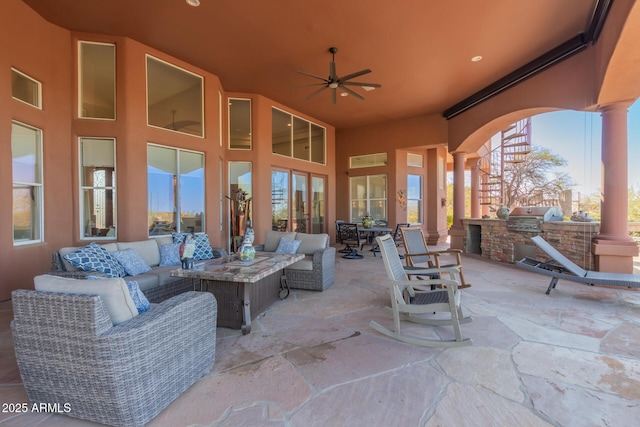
[186,0,200,7]
[471,55,483,62]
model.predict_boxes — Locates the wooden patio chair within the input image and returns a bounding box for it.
[369,234,472,347]
[400,227,471,288]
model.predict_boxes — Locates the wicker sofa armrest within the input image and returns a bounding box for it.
[312,246,336,270]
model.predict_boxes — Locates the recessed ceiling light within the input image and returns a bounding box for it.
[186,0,200,7]
[362,86,375,92]
[471,55,483,62]
[340,92,349,97]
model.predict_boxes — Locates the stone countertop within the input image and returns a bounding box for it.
[170,252,304,283]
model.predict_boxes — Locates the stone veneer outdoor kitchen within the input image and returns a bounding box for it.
[462,219,600,270]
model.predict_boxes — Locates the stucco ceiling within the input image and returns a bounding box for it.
[23,0,601,130]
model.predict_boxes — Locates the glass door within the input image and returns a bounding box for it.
[292,172,308,233]
[311,176,326,233]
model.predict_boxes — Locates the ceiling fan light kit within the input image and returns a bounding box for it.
[295,47,381,104]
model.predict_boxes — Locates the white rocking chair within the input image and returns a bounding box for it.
[369,234,473,347]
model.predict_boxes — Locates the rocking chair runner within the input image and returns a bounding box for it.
[400,227,472,288]
[369,234,472,347]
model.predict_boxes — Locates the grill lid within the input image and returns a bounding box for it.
[509,206,563,221]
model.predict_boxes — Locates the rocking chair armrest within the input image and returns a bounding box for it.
[412,278,460,291]
[431,249,463,255]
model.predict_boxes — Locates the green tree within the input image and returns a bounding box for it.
[502,146,574,209]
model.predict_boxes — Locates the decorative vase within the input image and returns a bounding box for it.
[244,227,255,245]
[362,215,374,229]
[496,206,510,219]
[239,244,256,261]
[181,257,194,269]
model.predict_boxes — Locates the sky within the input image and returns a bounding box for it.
[531,100,640,197]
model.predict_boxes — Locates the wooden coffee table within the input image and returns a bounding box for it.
[171,252,304,334]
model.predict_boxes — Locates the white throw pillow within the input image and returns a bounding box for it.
[34,274,138,325]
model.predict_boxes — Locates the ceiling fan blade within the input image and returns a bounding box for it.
[341,86,365,101]
[339,69,371,82]
[305,85,328,101]
[342,81,382,88]
[290,82,328,89]
[296,70,328,82]
[332,87,337,105]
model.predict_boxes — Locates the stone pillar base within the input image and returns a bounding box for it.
[426,228,449,245]
[592,240,639,273]
[449,228,465,250]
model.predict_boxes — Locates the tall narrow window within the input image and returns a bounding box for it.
[12,122,43,244]
[228,98,252,149]
[407,174,423,224]
[350,174,387,223]
[79,41,115,119]
[148,145,205,235]
[272,108,291,156]
[12,68,41,109]
[146,55,204,137]
[271,170,289,231]
[80,138,116,239]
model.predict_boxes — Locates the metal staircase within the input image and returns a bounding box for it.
[478,118,532,209]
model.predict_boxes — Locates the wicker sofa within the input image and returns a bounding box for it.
[255,230,335,291]
[11,288,217,427]
[50,236,224,303]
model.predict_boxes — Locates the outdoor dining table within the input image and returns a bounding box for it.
[358,226,392,255]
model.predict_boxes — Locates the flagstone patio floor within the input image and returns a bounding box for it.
[1,246,639,426]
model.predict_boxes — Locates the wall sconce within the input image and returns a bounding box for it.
[441,197,447,207]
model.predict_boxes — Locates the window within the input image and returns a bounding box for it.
[12,122,43,245]
[146,55,203,137]
[80,138,116,239]
[271,107,326,164]
[407,153,423,167]
[350,174,387,223]
[148,145,205,235]
[407,174,423,224]
[350,153,387,168]
[229,98,251,149]
[229,162,252,197]
[12,68,41,109]
[79,42,115,119]
[271,170,289,230]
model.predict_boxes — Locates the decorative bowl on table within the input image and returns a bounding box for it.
[362,215,374,229]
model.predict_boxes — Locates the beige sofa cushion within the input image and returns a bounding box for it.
[117,239,161,267]
[264,231,297,252]
[34,274,138,325]
[295,233,329,255]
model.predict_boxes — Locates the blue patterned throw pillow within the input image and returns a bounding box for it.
[125,281,151,314]
[172,233,214,260]
[159,243,181,266]
[275,237,301,254]
[63,242,126,278]
[111,248,152,276]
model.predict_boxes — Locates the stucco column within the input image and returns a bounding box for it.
[449,151,466,250]
[592,101,638,273]
[469,160,480,218]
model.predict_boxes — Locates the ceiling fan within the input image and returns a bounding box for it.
[294,47,382,104]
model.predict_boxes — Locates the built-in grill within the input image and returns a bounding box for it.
[506,206,563,232]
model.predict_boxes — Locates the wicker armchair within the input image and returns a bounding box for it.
[11,289,217,427]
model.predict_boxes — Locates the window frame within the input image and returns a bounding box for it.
[349,174,388,223]
[271,106,326,165]
[147,143,206,236]
[78,41,116,120]
[78,137,117,240]
[11,68,42,109]
[12,121,44,246]
[228,98,252,150]
[407,174,423,224]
